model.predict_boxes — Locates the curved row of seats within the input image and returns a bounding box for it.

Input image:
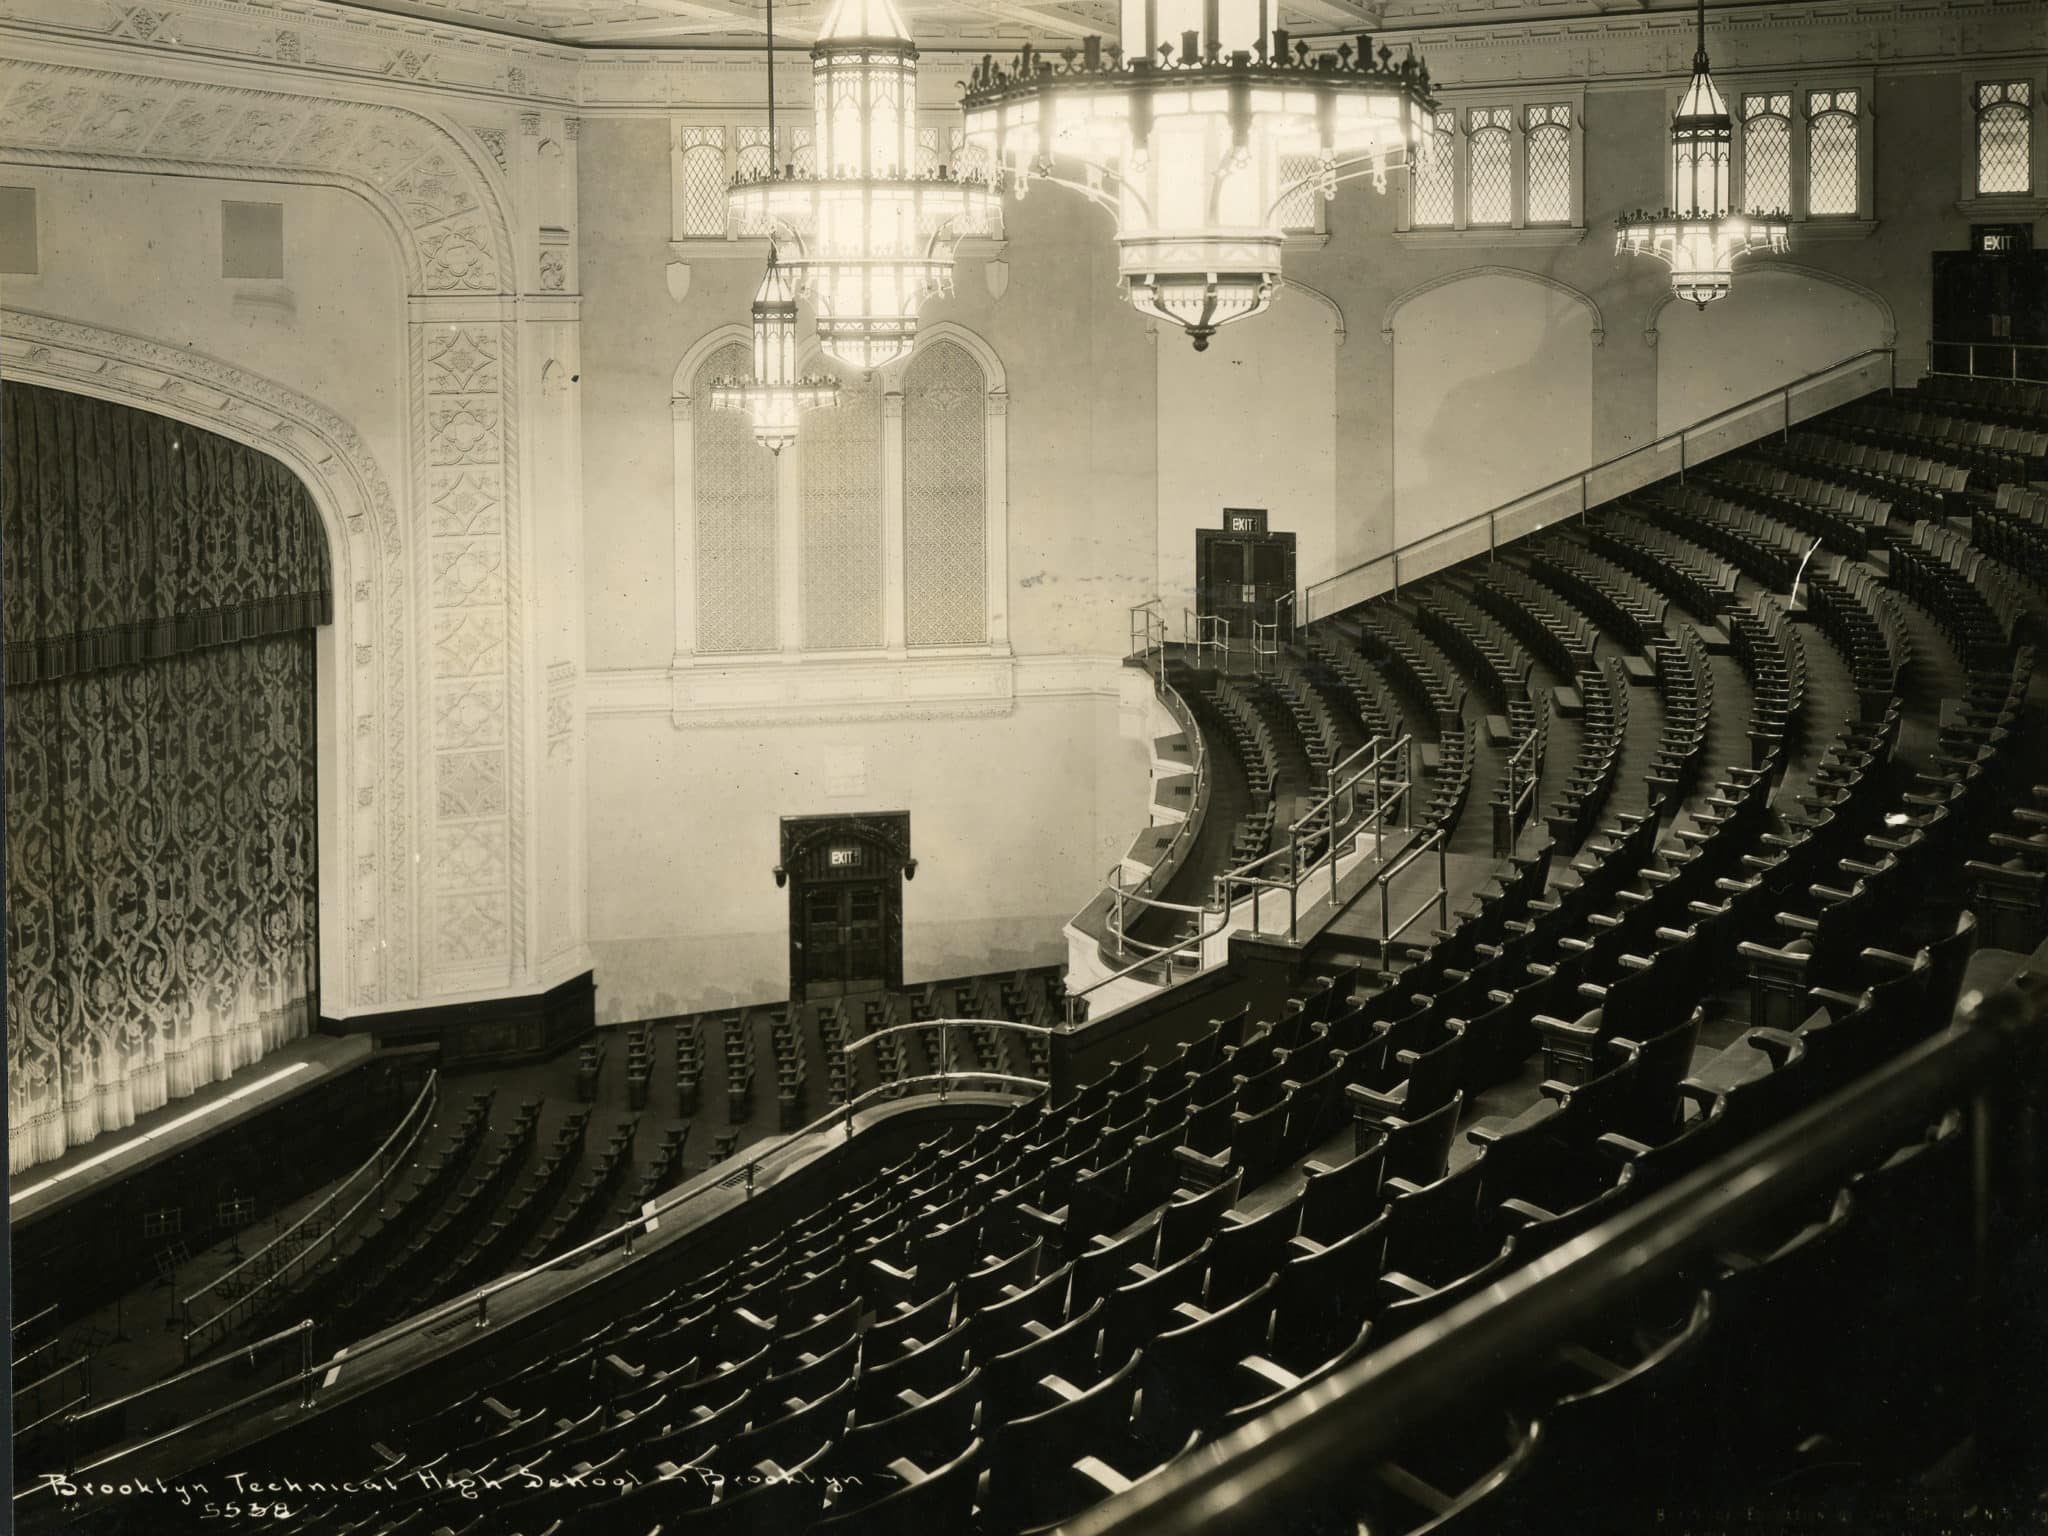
[159,376,2048,1536]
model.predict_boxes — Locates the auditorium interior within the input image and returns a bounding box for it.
[6,0,2048,1530]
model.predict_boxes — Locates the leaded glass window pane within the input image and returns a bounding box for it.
[680,140,728,238]
[1978,83,2033,195]
[1468,117,1512,225]
[735,127,773,236]
[1411,109,1455,226]
[903,341,987,648]
[1806,94,1858,215]
[1525,105,1570,224]
[916,127,942,177]
[801,377,884,651]
[695,340,779,654]
[792,127,816,177]
[1741,98,1791,215]
[1276,150,1321,231]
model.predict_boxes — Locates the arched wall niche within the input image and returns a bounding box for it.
[1386,268,1599,549]
[1649,264,1896,435]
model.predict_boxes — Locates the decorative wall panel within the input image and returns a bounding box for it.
[903,340,988,648]
[801,375,884,651]
[694,339,780,655]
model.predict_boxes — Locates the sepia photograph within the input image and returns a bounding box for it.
[2,0,2047,1531]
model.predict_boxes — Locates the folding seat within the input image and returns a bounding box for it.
[812,1436,984,1536]
[1346,1018,1466,1121]
[958,1236,1043,1315]
[971,1260,1073,1355]
[1328,1409,1541,1535]
[1204,1193,1304,1307]
[982,1294,1105,1426]
[1297,1132,1389,1247]
[1270,1208,1390,1372]
[984,1352,1143,1532]
[758,1330,860,1414]
[1153,1169,1241,1264]
[1132,1275,1280,1452]
[1102,1236,1213,1364]
[855,1318,972,1420]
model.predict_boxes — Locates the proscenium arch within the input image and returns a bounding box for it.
[1641,260,1899,348]
[0,308,408,1015]
[1382,265,1607,347]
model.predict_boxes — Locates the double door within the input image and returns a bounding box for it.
[1932,250,2048,379]
[1197,530,1297,649]
[802,881,887,997]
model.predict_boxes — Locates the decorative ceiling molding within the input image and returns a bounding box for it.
[1641,260,1898,348]
[6,0,2040,102]
[0,305,413,1009]
[0,55,517,296]
[1382,264,1605,346]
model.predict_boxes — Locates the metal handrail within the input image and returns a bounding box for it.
[180,1070,441,1350]
[13,1303,58,1339]
[1216,732,1415,943]
[1304,347,1896,623]
[1067,902,1237,1025]
[1185,609,1230,671]
[1927,337,2048,381]
[1059,970,2047,1536]
[42,1024,1056,1483]
[1378,827,1449,943]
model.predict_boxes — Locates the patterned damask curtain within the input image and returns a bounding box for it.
[3,382,331,684]
[3,384,326,1175]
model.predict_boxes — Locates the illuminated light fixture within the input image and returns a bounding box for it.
[1616,0,1788,309]
[728,0,1001,373]
[710,249,841,454]
[959,5,1434,351]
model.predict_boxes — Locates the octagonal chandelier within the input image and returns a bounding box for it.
[1616,0,1788,308]
[726,0,1003,378]
[709,248,841,454]
[959,2,1436,350]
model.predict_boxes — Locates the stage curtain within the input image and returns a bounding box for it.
[3,381,331,686]
[4,384,326,1175]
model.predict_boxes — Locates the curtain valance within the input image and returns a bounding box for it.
[3,381,332,685]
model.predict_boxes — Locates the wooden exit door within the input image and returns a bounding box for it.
[781,812,911,1005]
[1196,510,1297,649]
[1932,250,2048,379]
[801,882,887,997]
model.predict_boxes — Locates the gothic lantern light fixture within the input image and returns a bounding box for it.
[728,0,1002,373]
[1616,0,1788,308]
[959,3,1434,351]
[710,249,841,454]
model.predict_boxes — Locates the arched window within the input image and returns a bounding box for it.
[1467,107,1513,226]
[903,340,988,648]
[1977,81,2033,195]
[800,374,884,651]
[1740,93,1793,215]
[1805,89,1859,216]
[678,128,728,239]
[1524,104,1571,224]
[1411,110,1456,227]
[694,340,779,654]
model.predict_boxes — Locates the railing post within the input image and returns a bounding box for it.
[475,1292,488,1330]
[939,1026,952,1103]
[1437,836,1449,928]
[298,1321,315,1409]
[746,1157,757,1198]
[1783,384,1792,441]
[1679,431,1686,483]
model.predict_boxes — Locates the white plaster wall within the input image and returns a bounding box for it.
[1656,268,1891,436]
[0,167,407,484]
[585,690,1151,1020]
[1392,274,1595,547]
[1156,286,1338,605]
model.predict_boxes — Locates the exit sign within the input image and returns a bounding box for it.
[1973,222,2033,255]
[828,847,859,868]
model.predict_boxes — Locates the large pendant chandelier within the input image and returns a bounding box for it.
[728,0,1002,373]
[1616,0,1788,309]
[710,249,841,455]
[960,5,1434,351]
